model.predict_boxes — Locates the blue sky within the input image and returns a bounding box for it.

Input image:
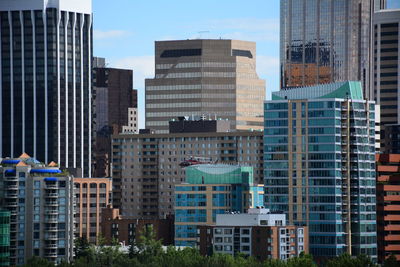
[93,0,280,128]
[92,0,399,128]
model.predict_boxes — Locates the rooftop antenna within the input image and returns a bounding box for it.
[198,31,210,39]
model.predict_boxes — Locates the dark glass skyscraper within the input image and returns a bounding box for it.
[280,0,373,96]
[0,0,92,177]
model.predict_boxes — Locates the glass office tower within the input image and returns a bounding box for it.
[264,81,377,260]
[280,0,372,97]
[0,0,92,177]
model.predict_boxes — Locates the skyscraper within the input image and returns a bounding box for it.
[0,0,93,177]
[280,0,372,96]
[92,64,137,177]
[145,39,265,133]
[371,9,399,151]
[264,81,377,260]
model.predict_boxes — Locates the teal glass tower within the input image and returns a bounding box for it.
[264,81,377,260]
[175,164,263,247]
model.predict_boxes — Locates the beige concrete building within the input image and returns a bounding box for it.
[74,178,112,244]
[145,39,265,133]
[111,130,263,219]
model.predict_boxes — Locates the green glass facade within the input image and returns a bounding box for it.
[264,81,377,260]
[0,211,10,267]
[175,164,263,247]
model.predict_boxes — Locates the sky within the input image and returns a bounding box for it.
[92,0,400,129]
[92,0,280,128]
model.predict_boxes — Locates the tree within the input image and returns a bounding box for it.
[74,237,91,259]
[326,253,377,267]
[23,256,54,267]
[383,255,400,267]
[134,224,163,262]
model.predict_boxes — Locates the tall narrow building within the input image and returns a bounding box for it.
[264,81,377,260]
[280,0,372,97]
[372,9,400,151]
[0,0,93,177]
[93,64,137,177]
[145,39,265,133]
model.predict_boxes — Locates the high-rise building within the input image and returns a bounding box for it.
[264,81,377,260]
[73,177,112,244]
[0,153,74,265]
[111,124,264,218]
[372,9,399,151]
[198,208,309,260]
[0,0,93,177]
[0,210,10,267]
[280,0,372,96]
[145,39,265,133]
[93,65,137,177]
[174,164,263,247]
[376,154,400,263]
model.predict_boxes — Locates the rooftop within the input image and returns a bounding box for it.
[273,81,364,101]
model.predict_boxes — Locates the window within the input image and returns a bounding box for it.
[241,246,250,251]
[160,49,202,58]
[241,229,250,235]
[232,49,253,58]
[224,229,232,235]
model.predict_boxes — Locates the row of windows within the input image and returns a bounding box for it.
[155,72,259,79]
[146,84,236,91]
[156,62,239,69]
[146,93,235,100]
[146,102,238,109]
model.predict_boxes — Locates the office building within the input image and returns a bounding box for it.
[384,124,400,154]
[376,154,400,263]
[198,208,308,260]
[73,177,112,244]
[280,0,372,97]
[112,125,264,218]
[264,81,377,260]
[0,210,10,267]
[145,39,265,133]
[0,153,74,265]
[100,206,174,246]
[0,0,93,177]
[93,65,137,177]
[175,164,263,247]
[372,9,399,151]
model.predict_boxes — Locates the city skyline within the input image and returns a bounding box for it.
[93,0,400,129]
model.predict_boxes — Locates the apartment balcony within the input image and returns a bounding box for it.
[45,216,58,223]
[45,201,59,206]
[7,185,18,190]
[4,201,18,207]
[45,209,59,215]
[45,251,58,258]
[3,176,17,182]
[45,234,58,240]
[5,192,18,198]
[45,184,58,190]
[45,243,58,249]
[45,192,59,198]
[45,226,58,232]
